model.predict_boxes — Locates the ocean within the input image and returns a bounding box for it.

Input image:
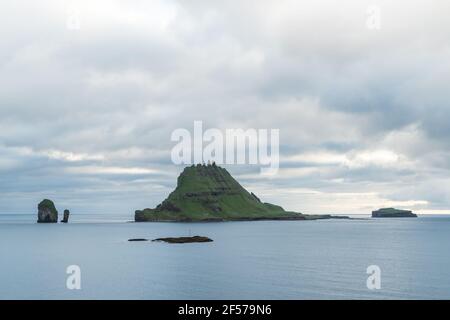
[0,214,449,299]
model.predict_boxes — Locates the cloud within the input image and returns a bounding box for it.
[65,165,161,175]
[0,0,449,214]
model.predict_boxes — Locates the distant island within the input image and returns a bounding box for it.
[372,208,418,218]
[135,163,348,222]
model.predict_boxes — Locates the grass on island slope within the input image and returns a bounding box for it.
[135,164,304,221]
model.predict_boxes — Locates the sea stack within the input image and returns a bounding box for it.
[372,208,418,218]
[61,209,70,223]
[37,199,58,223]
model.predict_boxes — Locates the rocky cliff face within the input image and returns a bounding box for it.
[135,164,303,222]
[37,199,58,223]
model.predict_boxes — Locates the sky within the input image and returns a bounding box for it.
[1,0,449,215]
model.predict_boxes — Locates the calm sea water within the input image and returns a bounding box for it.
[0,214,449,299]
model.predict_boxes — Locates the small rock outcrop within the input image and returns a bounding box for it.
[37,199,58,223]
[61,209,70,223]
[372,208,418,218]
[152,236,213,244]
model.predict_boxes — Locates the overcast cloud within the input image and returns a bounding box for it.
[1,0,450,214]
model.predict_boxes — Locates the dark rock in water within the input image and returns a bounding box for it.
[37,199,58,223]
[152,236,213,244]
[61,209,70,223]
[128,238,148,241]
[372,208,418,218]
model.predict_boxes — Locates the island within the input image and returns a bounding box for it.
[372,208,418,218]
[37,199,58,223]
[135,163,348,222]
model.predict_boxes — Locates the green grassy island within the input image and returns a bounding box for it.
[135,164,347,222]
